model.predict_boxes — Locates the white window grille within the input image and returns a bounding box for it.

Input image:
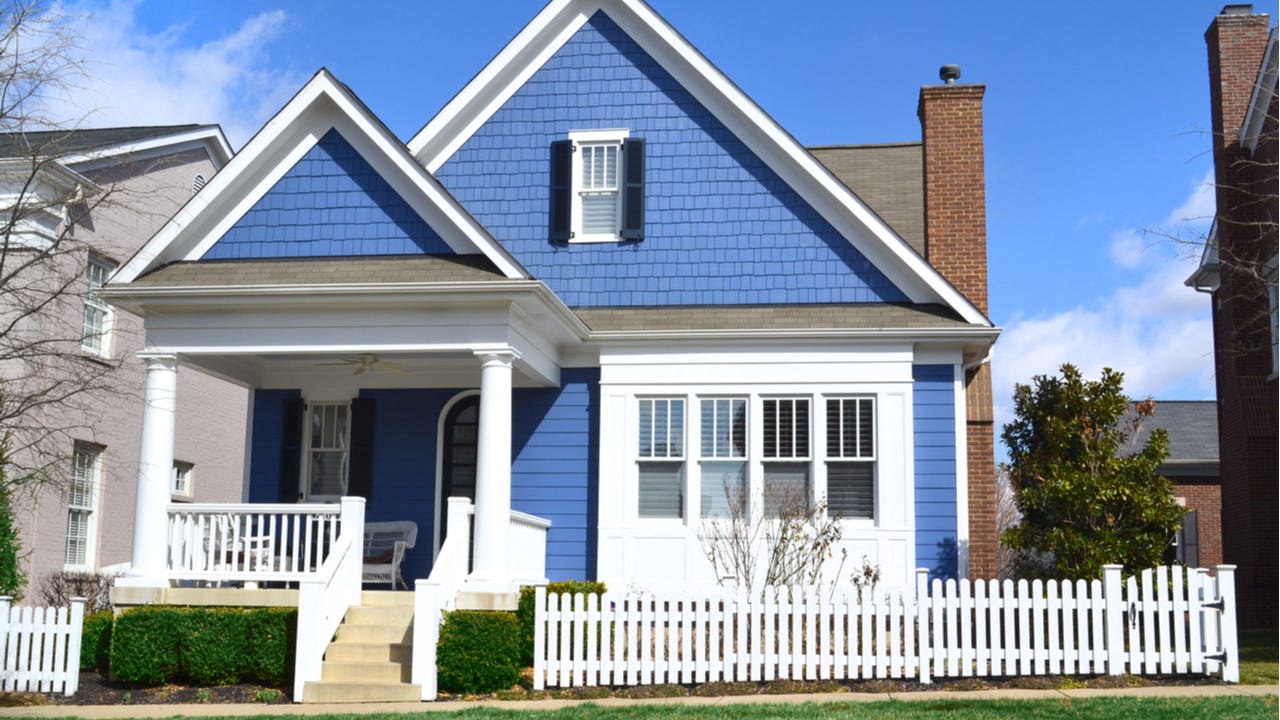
[637,397,684,518]
[65,444,101,569]
[81,255,115,356]
[826,397,876,519]
[762,398,811,516]
[305,402,350,500]
[699,397,747,517]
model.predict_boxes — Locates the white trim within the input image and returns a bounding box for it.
[112,71,528,285]
[433,389,481,559]
[408,0,990,327]
[58,126,234,170]
[952,364,970,579]
[568,128,630,243]
[81,254,116,358]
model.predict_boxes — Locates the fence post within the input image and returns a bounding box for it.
[65,598,85,696]
[1214,565,1239,683]
[1102,564,1124,676]
[413,580,441,700]
[533,585,547,690]
[915,569,930,684]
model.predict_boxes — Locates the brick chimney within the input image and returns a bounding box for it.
[918,66,997,580]
[1206,5,1271,158]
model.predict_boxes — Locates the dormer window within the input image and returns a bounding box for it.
[550,130,644,243]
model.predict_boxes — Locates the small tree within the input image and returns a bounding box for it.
[0,442,24,598]
[699,480,843,592]
[1001,364,1184,580]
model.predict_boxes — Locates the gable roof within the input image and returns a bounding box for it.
[1124,400,1219,479]
[810,143,925,256]
[408,0,991,327]
[130,255,508,287]
[112,70,529,285]
[0,124,233,169]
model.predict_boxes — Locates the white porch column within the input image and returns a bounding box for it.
[122,354,179,585]
[466,348,519,590]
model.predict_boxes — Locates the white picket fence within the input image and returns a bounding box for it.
[532,564,1239,689]
[0,597,85,696]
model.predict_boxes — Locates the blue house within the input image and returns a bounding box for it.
[105,0,998,602]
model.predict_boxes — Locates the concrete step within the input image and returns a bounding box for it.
[344,604,415,627]
[361,590,415,606]
[335,622,413,644]
[323,641,414,664]
[320,660,412,684]
[302,681,421,704]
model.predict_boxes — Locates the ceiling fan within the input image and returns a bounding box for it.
[315,353,410,376]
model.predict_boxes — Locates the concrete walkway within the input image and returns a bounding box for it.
[0,684,1273,717]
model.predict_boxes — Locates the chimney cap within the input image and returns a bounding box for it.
[1220,4,1253,15]
[939,64,962,84]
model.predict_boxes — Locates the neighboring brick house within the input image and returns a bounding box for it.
[0,126,249,594]
[1187,5,1277,629]
[1127,401,1222,569]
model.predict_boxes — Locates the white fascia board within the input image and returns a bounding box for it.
[408,0,991,327]
[587,325,1000,345]
[114,71,528,285]
[59,126,234,170]
[1240,28,1278,156]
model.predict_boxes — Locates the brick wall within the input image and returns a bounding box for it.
[1173,479,1223,568]
[918,79,998,579]
[1204,6,1277,629]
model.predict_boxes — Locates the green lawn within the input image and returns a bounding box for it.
[1239,631,1278,685]
[33,697,1278,720]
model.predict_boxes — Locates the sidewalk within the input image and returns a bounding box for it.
[0,684,1273,718]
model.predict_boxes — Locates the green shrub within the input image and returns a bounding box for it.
[80,611,113,673]
[516,581,606,666]
[436,610,522,694]
[181,609,246,685]
[239,608,296,685]
[110,607,184,685]
[0,457,25,599]
[111,606,296,687]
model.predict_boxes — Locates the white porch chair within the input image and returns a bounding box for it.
[362,521,417,589]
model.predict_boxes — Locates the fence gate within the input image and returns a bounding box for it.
[0,596,85,696]
[1119,565,1238,681]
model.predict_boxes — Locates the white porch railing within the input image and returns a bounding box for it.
[0,597,84,696]
[509,510,551,586]
[166,502,345,584]
[292,497,365,702]
[532,564,1240,689]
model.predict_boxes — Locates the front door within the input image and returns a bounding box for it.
[439,395,479,544]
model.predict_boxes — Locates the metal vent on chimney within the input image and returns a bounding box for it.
[940,64,962,84]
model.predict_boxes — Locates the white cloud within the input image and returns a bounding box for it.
[1164,170,1216,228]
[993,179,1217,444]
[1108,229,1147,268]
[44,1,302,147]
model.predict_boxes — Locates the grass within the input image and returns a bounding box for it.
[1238,631,1278,686]
[20,697,1277,720]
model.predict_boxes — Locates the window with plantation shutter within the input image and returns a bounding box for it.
[637,398,684,518]
[554,130,644,243]
[826,397,875,518]
[700,398,747,517]
[762,398,810,516]
[65,443,101,569]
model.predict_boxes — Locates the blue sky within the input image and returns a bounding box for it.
[53,0,1247,431]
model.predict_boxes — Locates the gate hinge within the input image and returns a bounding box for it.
[1205,651,1228,663]
[1203,598,1225,612]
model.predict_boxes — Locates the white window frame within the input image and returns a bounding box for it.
[761,396,813,517]
[302,401,351,501]
[824,396,877,520]
[65,443,102,571]
[81,254,115,357]
[171,460,194,501]
[568,129,629,244]
[635,396,686,521]
[698,396,749,519]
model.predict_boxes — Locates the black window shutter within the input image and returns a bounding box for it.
[1181,509,1199,567]
[348,397,376,500]
[278,398,304,503]
[621,138,645,241]
[549,140,573,243]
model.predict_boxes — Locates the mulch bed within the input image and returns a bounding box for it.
[0,670,1227,707]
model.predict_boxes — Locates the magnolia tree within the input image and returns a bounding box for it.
[1001,364,1184,580]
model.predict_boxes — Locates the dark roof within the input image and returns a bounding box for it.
[128,255,509,287]
[1124,401,1219,480]
[573,303,970,332]
[809,143,925,256]
[0,125,205,158]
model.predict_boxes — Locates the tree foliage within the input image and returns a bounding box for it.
[0,442,24,597]
[1001,364,1184,580]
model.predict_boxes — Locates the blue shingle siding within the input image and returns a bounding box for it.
[435,12,905,307]
[511,368,599,581]
[247,389,300,503]
[204,129,453,259]
[912,365,958,580]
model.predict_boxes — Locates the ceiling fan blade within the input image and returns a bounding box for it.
[377,360,411,375]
